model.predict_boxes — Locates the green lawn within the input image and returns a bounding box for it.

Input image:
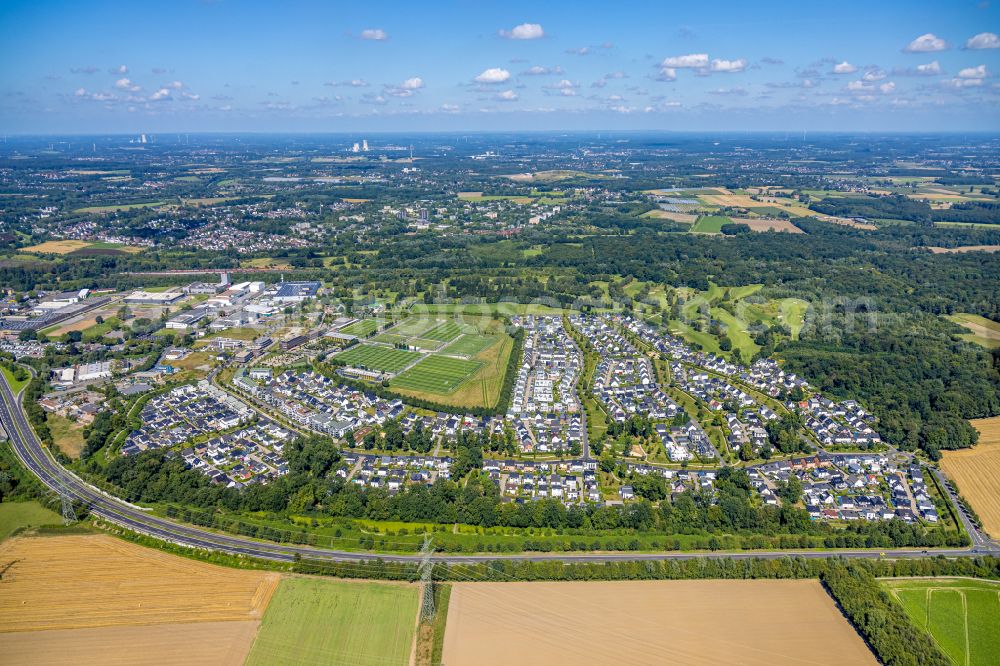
[0,501,63,541]
[341,319,379,337]
[389,316,441,338]
[335,345,421,373]
[690,215,731,233]
[440,334,496,358]
[391,355,484,395]
[884,578,1000,666]
[1,365,30,394]
[245,578,420,666]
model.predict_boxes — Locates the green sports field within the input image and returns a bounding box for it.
[340,319,378,337]
[245,578,420,666]
[335,345,420,373]
[391,355,484,394]
[883,578,1000,666]
[420,320,465,342]
[441,333,497,358]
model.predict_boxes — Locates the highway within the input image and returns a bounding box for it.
[1,371,997,567]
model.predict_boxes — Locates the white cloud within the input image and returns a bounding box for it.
[661,53,709,69]
[710,58,746,73]
[905,33,947,52]
[958,64,988,78]
[862,68,886,81]
[656,67,677,81]
[440,103,460,113]
[522,65,562,76]
[500,23,544,40]
[604,71,628,80]
[74,87,86,97]
[401,77,424,90]
[549,79,576,90]
[474,67,511,84]
[349,79,369,87]
[360,28,388,41]
[114,64,127,74]
[181,91,200,100]
[495,89,518,101]
[879,82,896,94]
[566,46,591,55]
[966,32,1000,49]
[114,77,140,91]
[847,80,871,91]
[167,80,183,89]
[945,77,983,88]
[149,88,171,101]
[916,60,942,75]
[832,61,857,74]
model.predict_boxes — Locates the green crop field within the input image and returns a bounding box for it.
[391,355,484,394]
[0,501,63,541]
[245,578,420,666]
[341,319,379,337]
[335,345,420,373]
[441,334,496,358]
[690,215,731,233]
[884,578,1000,666]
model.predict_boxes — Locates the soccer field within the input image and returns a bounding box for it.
[441,334,497,358]
[392,356,484,394]
[246,578,420,666]
[335,345,420,373]
[420,320,465,342]
[340,319,378,337]
[884,578,1000,666]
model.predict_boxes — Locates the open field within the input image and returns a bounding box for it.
[946,313,1000,349]
[3,621,260,666]
[884,578,1000,666]
[335,344,420,373]
[245,578,419,666]
[74,201,165,214]
[690,215,730,233]
[925,245,1000,254]
[0,534,279,632]
[420,319,465,342]
[22,239,93,254]
[730,217,805,233]
[0,501,62,540]
[641,209,698,223]
[442,580,876,666]
[392,355,484,395]
[48,412,86,458]
[941,416,1000,538]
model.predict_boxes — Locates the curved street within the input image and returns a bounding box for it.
[1,372,997,566]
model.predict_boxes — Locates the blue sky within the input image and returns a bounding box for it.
[1,0,998,133]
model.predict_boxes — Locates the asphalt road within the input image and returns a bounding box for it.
[1,371,997,566]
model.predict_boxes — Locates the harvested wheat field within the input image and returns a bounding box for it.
[0,534,279,633]
[2,621,260,666]
[925,245,1000,254]
[730,217,804,233]
[942,416,1000,538]
[643,209,698,223]
[442,580,876,666]
[22,239,92,254]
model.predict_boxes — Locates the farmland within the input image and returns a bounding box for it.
[730,217,805,234]
[392,355,484,395]
[690,215,730,233]
[941,417,1000,538]
[946,313,1000,349]
[441,580,876,666]
[883,578,1000,666]
[0,534,279,632]
[245,578,419,666]
[0,534,279,664]
[335,344,420,373]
